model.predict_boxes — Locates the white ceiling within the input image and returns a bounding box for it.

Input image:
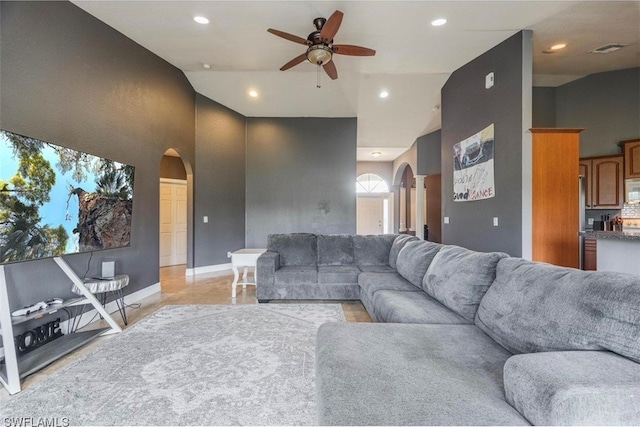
[72,1,640,162]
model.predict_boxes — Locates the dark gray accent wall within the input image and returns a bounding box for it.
[441,31,532,256]
[532,87,557,128]
[0,1,196,308]
[194,94,246,266]
[556,67,639,157]
[417,130,442,175]
[246,117,357,247]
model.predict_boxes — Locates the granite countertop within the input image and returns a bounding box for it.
[579,230,640,241]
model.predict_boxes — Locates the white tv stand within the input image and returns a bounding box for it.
[0,257,122,394]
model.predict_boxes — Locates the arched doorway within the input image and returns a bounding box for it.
[356,173,393,235]
[159,149,189,267]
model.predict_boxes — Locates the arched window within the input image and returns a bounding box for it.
[356,173,389,193]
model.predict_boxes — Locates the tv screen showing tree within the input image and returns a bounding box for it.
[0,129,135,263]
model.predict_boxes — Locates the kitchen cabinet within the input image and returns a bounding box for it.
[583,237,597,270]
[531,128,581,268]
[579,155,624,209]
[620,139,640,179]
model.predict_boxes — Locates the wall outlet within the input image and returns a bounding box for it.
[493,217,499,227]
[227,251,232,258]
[588,218,594,225]
[203,216,208,223]
[444,217,450,224]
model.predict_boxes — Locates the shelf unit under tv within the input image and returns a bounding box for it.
[0,257,122,395]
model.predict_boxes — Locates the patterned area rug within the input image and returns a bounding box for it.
[1,304,345,426]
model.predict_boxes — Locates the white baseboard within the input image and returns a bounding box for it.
[185,263,232,276]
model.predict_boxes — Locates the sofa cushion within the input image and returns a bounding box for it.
[317,235,354,266]
[388,234,419,269]
[318,265,360,284]
[504,351,640,425]
[267,233,317,266]
[396,240,442,287]
[423,245,507,322]
[476,257,640,363]
[358,272,421,301]
[373,290,470,324]
[316,323,529,426]
[274,265,317,285]
[358,265,395,273]
[353,234,395,266]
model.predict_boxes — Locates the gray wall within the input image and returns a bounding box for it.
[441,31,532,256]
[532,87,557,128]
[245,117,357,247]
[0,1,196,309]
[194,94,246,266]
[555,67,639,157]
[417,130,442,175]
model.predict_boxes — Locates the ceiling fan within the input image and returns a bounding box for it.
[267,10,376,82]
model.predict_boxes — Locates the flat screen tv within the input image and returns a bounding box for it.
[0,129,135,263]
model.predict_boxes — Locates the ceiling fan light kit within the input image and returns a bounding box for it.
[267,10,376,86]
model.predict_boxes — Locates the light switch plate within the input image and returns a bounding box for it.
[203,216,209,223]
[493,217,499,226]
[588,218,594,225]
[444,217,450,224]
[485,72,494,89]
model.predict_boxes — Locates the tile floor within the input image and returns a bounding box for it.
[0,265,370,401]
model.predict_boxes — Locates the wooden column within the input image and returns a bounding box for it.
[531,128,583,268]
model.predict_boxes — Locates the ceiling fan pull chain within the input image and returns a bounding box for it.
[317,64,321,88]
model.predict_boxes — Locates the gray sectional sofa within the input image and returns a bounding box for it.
[257,233,640,425]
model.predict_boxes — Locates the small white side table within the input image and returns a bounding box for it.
[231,249,266,298]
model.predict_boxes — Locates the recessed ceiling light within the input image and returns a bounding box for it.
[431,18,447,26]
[379,91,389,99]
[550,43,567,50]
[203,63,211,69]
[194,16,210,25]
[248,90,258,98]
[372,151,382,158]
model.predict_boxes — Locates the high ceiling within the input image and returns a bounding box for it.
[72,1,640,161]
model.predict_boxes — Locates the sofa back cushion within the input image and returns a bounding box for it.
[317,235,355,266]
[476,257,640,363]
[353,234,396,266]
[396,240,442,287]
[267,233,317,266]
[423,245,507,322]
[389,234,419,269]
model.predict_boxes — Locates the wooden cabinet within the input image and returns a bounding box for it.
[531,128,581,268]
[579,155,624,209]
[583,237,597,271]
[621,139,640,179]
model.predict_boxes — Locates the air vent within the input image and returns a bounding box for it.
[588,43,627,54]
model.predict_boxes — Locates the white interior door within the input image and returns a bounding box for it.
[357,196,384,235]
[160,180,187,267]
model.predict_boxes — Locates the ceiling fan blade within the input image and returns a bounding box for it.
[280,53,308,71]
[267,28,310,45]
[323,61,338,80]
[320,10,343,42]
[333,44,376,56]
